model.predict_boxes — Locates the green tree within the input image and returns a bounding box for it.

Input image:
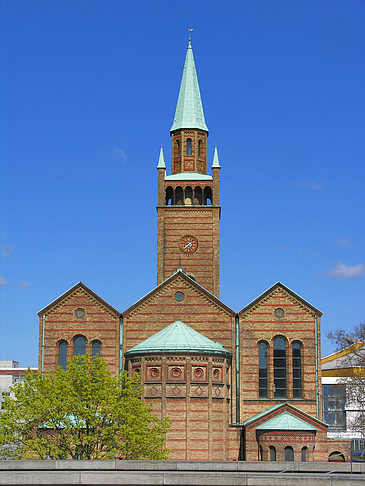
[0,355,170,460]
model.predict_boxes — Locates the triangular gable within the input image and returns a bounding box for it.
[238,281,322,317]
[122,269,235,318]
[243,402,327,431]
[256,412,317,431]
[38,282,121,318]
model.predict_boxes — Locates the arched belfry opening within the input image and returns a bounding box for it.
[204,186,212,205]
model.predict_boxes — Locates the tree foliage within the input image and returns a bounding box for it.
[328,321,365,436]
[0,355,170,460]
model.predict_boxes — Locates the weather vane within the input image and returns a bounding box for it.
[188,27,193,41]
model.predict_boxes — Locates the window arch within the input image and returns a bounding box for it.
[73,335,86,356]
[194,186,202,205]
[198,139,202,157]
[285,446,294,461]
[58,341,68,370]
[292,341,302,398]
[273,336,286,398]
[301,446,308,462]
[166,186,173,206]
[203,186,212,205]
[186,138,192,156]
[258,341,268,398]
[185,186,193,206]
[269,446,276,461]
[92,341,101,358]
[175,186,183,205]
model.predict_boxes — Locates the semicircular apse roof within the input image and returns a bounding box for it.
[125,320,230,357]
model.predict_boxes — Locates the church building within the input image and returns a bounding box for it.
[38,39,348,462]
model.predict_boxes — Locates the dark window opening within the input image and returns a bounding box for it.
[58,341,68,370]
[198,139,202,157]
[92,341,101,358]
[175,186,183,205]
[259,341,268,398]
[285,446,294,461]
[73,335,86,356]
[166,186,173,206]
[301,447,308,462]
[194,186,202,205]
[203,186,212,205]
[185,186,193,205]
[292,341,302,398]
[187,138,192,156]
[269,446,276,461]
[274,337,286,398]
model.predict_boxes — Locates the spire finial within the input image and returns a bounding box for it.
[212,144,221,169]
[188,27,193,43]
[157,145,166,169]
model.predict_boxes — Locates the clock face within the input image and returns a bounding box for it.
[180,235,198,254]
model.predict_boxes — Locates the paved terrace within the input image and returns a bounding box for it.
[0,460,365,485]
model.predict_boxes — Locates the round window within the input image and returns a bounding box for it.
[274,308,285,318]
[175,292,185,302]
[75,308,85,318]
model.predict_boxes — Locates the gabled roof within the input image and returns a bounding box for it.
[170,40,208,133]
[37,282,121,318]
[125,320,231,357]
[243,402,327,431]
[122,269,235,318]
[238,281,322,317]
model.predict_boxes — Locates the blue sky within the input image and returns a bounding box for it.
[1,0,364,367]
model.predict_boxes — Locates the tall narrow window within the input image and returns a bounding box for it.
[187,138,192,156]
[273,337,286,398]
[292,341,302,398]
[176,139,181,158]
[269,446,276,461]
[92,341,101,358]
[301,447,308,462]
[285,446,294,461]
[73,335,86,356]
[259,445,263,461]
[198,139,202,157]
[259,341,268,398]
[58,341,68,370]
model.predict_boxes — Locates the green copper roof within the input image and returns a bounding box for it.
[170,41,208,133]
[212,145,220,168]
[256,412,317,431]
[125,320,230,356]
[165,172,212,181]
[157,145,166,169]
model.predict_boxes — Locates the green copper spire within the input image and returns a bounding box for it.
[157,145,166,169]
[170,40,208,133]
[212,144,220,168]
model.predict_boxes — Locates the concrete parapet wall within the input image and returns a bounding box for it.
[0,461,365,485]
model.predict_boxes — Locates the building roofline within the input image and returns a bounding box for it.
[238,281,322,317]
[321,342,365,364]
[122,269,235,318]
[37,282,121,318]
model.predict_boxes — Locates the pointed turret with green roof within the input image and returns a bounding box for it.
[170,40,208,133]
[169,39,210,176]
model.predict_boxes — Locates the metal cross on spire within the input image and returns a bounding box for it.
[188,27,193,41]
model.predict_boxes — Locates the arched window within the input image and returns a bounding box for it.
[185,186,193,205]
[175,186,183,205]
[328,451,345,462]
[166,186,173,206]
[186,138,192,156]
[73,335,86,356]
[285,446,294,461]
[269,446,276,461]
[273,337,286,398]
[301,446,308,462]
[198,139,202,157]
[292,341,302,398]
[92,341,101,358]
[203,186,212,205]
[259,341,268,398]
[194,186,202,205]
[176,139,181,159]
[58,341,68,370]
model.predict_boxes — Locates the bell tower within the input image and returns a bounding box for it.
[157,40,221,297]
